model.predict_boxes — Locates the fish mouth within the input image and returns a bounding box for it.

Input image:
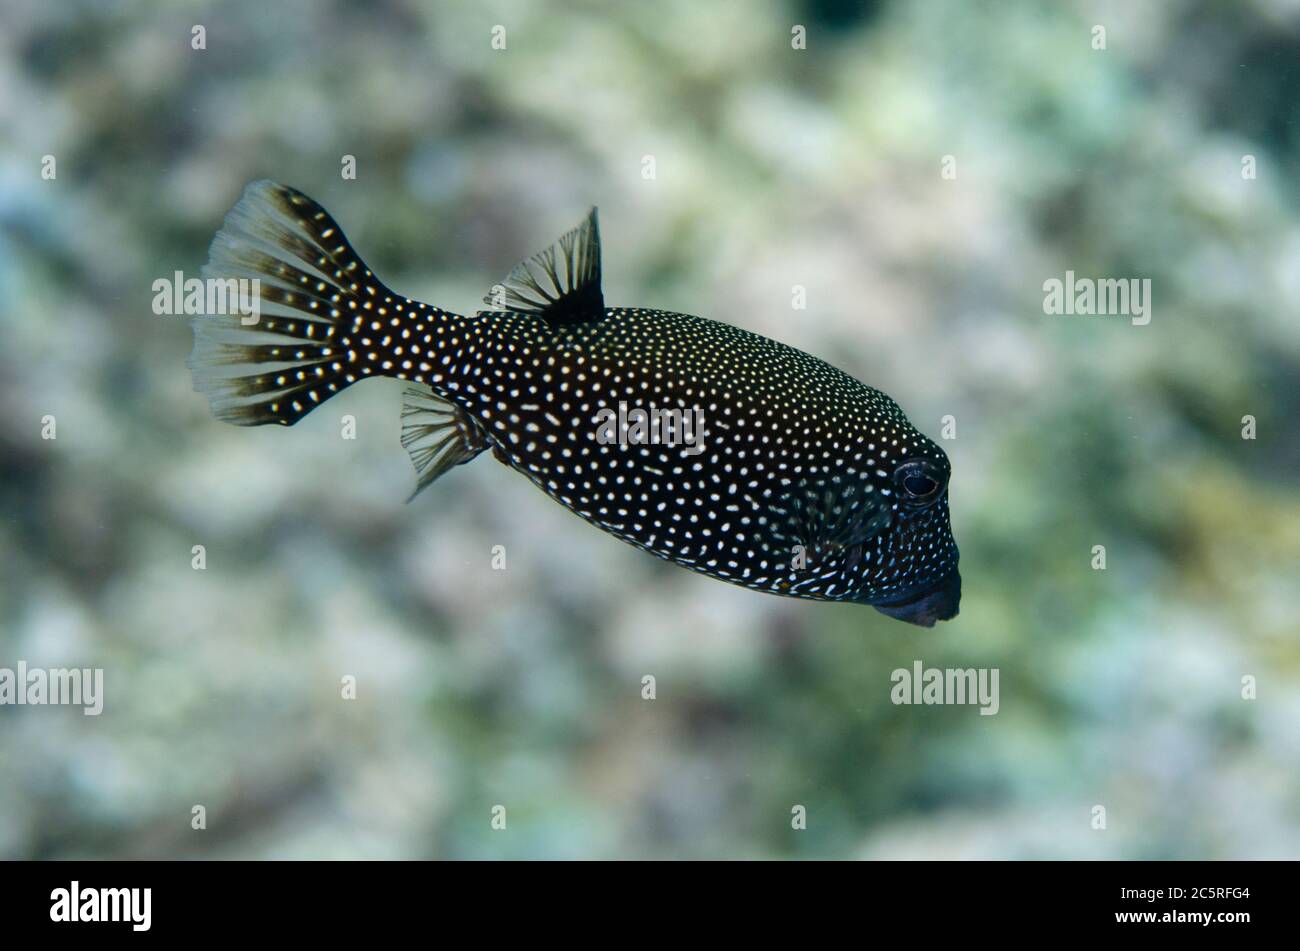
[872,570,961,628]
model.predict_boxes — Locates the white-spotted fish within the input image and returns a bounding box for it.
[189,181,960,626]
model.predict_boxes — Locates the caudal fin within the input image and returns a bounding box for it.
[188,180,388,426]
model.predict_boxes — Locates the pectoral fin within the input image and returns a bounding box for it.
[771,479,891,568]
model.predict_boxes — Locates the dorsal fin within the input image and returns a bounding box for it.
[482,207,604,324]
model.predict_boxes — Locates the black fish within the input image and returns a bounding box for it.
[189,181,960,626]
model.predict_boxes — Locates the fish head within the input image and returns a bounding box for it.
[853,434,962,626]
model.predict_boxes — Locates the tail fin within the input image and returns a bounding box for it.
[188,180,387,426]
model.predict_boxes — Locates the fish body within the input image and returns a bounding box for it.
[190,182,961,625]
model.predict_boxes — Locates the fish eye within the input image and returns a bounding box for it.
[904,473,939,498]
[894,460,946,503]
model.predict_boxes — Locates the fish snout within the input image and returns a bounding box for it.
[873,570,961,627]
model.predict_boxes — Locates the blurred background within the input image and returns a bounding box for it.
[1,0,1298,859]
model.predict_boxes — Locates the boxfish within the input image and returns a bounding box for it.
[189,181,961,626]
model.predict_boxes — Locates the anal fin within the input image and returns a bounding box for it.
[400,385,491,500]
